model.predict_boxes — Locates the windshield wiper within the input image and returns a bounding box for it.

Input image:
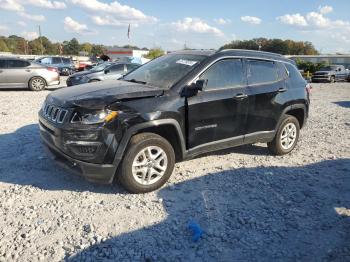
[124,79,147,85]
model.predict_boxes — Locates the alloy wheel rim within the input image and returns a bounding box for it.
[32,78,45,90]
[132,146,168,185]
[280,123,297,150]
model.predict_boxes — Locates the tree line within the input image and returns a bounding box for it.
[219,38,319,55]
[0,35,148,56]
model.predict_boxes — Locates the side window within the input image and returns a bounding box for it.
[199,59,244,90]
[62,58,71,64]
[126,64,140,71]
[7,60,30,68]
[52,57,62,64]
[247,60,278,85]
[109,64,125,73]
[276,62,288,80]
[40,57,52,64]
[0,60,7,68]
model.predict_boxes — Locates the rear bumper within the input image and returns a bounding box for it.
[39,119,117,184]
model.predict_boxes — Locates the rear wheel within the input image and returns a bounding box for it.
[118,133,175,193]
[29,77,46,91]
[267,115,300,155]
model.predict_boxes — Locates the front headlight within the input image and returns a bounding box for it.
[71,109,119,125]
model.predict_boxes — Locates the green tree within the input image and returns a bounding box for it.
[64,38,80,55]
[80,43,93,54]
[91,44,105,56]
[220,38,319,55]
[143,48,164,60]
[0,39,10,52]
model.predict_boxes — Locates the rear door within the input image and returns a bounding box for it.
[244,59,286,135]
[336,66,348,81]
[0,59,8,87]
[187,58,249,148]
[4,59,32,88]
[104,64,126,80]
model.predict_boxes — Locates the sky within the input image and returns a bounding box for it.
[0,0,349,53]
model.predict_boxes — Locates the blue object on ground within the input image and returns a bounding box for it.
[187,220,203,242]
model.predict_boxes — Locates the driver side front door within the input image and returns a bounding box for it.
[187,58,249,149]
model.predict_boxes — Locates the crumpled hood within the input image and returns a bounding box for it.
[69,70,97,78]
[47,80,164,109]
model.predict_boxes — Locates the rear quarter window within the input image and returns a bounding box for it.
[284,62,306,88]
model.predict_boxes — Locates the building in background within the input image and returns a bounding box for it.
[288,55,350,69]
[105,47,149,64]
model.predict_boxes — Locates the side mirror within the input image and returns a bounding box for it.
[181,79,207,97]
[104,69,110,74]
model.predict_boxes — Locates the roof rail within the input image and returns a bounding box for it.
[218,49,283,57]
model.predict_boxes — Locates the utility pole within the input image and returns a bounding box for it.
[38,25,43,55]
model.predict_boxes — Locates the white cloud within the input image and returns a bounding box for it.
[306,12,330,28]
[18,12,46,22]
[0,0,24,11]
[91,15,124,27]
[318,5,333,14]
[214,18,231,25]
[0,25,9,32]
[17,21,27,27]
[20,31,39,40]
[241,16,261,25]
[21,0,66,9]
[64,17,96,35]
[70,0,156,26]
[172,17,224,36]
[277,13,308,26]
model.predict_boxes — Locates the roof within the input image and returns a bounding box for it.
[169,50,216,56]
[169,49,294,63]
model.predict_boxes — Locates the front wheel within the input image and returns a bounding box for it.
[29,77,46,91]
[267,115,300,155]
[118,133,175,193]
[330,76,335,83]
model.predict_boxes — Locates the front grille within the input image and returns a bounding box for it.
[43,103,68,124]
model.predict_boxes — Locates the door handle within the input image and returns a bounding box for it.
[233,93,248,100]
[277,87,287,93]
[25,69,31,72]
[0,70,3,73]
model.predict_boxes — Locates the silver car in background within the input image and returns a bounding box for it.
[0,57,60,91]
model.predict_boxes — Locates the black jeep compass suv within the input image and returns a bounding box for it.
[39,50,310,193]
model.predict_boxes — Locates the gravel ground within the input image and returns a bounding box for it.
[0,81,349,262]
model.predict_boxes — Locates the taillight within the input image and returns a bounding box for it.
[306,83,312,94]
[47,67,58,73]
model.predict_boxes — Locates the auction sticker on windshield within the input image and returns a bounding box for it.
[176,59,198,66]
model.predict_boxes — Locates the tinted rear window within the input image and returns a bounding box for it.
[62,58,71,64]
[52,57,62,64]
[0,60,7,68]
[284,62,306,88]
[7,60,30,68]
[247,60,278,85]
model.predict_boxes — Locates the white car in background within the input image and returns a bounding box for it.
[0,57,60,91]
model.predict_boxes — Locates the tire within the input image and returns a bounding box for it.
[118,133,175,194]
[330,76,335,83]
[29,77,46,91]
[267,115,300,155]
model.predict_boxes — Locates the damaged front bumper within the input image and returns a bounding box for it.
[39,114,119,184]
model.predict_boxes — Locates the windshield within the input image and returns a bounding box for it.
[319,66,337,71]
[123,54,207,88]
[92,62,113,72]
